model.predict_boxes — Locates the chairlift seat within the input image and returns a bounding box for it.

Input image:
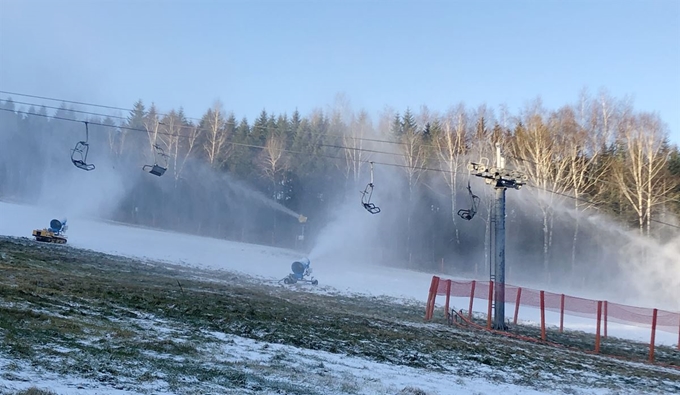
[458,209,474,221]
[363,203,381,214]
[142,144,169,177]
[361,181,381,214]
[72,160,95,171]
[144,164,167,177]
[71,139,95,171]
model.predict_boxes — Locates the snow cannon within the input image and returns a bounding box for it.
[283,257,318,285]
[32,218,68,244]
[50,219,67,234]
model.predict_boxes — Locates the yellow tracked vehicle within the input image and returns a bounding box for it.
[32,219,68,244]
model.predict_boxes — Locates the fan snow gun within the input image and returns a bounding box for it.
[32,218,68,244]
[283,257,318,285]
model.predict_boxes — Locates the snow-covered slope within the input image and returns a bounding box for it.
[1,200,676,347]
[0,200,442,301]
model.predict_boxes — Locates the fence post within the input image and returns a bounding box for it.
[487,280,493,330]
[649,308,658,363]
[444,280,452,321]
[559,294,565,333]
[595,301,602,354]
[468,280,476,320]
[513,287,522,325]
[425,278,431,320]
[425,276,440,320]
[540,290,546,341]
[604,301,608,338]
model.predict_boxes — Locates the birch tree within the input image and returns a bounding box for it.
[613,112,676,236]
[343,110,373,185]
[158,110,197,183]
[561,93,613,272]
[436,104,468,245]
[511,102,570,279]
[394,109,430,262]
[259,133,288,200]
[201,100,231,168]
[397,110,429,195]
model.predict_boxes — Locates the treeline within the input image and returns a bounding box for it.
[0,91,678,290]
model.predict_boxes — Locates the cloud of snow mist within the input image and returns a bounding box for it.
[0,115,135,222]
[308,197,382,266]
[36,157,129,221]
[308,143,461,276]
[307,133,680,312]
[514,186,680,311]
[307,151,407,269]
[582,212,680,311]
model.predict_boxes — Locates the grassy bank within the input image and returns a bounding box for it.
[0,236,678,394]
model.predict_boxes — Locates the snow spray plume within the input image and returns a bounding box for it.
[511,184,680,310]
[582,212,680,310]
[217,172,303,220]
[308,196,381,265]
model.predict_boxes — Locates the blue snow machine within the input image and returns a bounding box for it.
[283,258,318,285]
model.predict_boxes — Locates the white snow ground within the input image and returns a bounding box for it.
[0,200,677,394]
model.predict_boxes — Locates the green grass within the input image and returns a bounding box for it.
[11,388,58,395]
[0,235,678,395]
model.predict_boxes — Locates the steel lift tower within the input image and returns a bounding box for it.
[467,144,527,330]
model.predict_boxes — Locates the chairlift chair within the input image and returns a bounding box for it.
[361,162,381,214]
[142,144,169,177]
[71,122,95,171]
[457,180,480,221]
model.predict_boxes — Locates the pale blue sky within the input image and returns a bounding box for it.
[1,0,678,144]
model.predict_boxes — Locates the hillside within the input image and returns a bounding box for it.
[0,236,678,395]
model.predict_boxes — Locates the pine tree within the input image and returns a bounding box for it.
[122,100,147,161]
[126,100,146,129]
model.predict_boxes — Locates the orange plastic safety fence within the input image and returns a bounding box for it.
[436,279,473,297]
[425,275,680,359]
[605,302,679,335]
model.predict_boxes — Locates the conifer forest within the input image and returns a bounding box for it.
[0,91,678,298]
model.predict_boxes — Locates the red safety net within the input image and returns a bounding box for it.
[606,302,679,333]
[425,276,680,362]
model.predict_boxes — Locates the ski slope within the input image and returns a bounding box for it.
[0,201,441,302]
[0,200,674,347]
[0,200,677,395]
